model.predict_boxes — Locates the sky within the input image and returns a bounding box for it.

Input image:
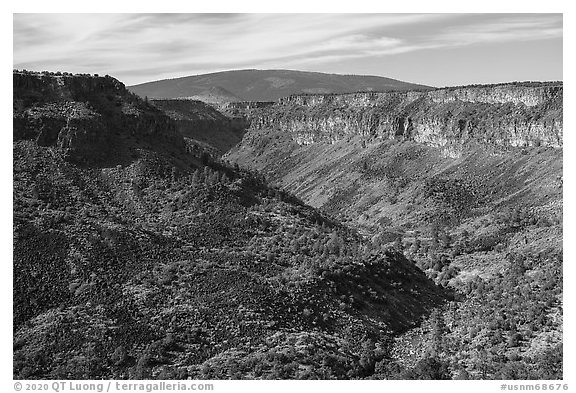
[13,13,563,87]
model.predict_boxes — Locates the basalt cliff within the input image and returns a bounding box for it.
[237,83,562,158]
[14,71,185,165]
[227,82,563,231]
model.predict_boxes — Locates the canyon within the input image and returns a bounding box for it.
[13,70,563,380]
[223,81,563,379]
[224,82,562,233]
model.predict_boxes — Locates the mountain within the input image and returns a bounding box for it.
[13,70,448,380]
[225,82,563,379]
[128,69,432,102]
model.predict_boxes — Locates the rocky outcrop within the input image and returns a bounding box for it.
[426,84,562,107]
[221,101,275,111]
[13,71,184,164]
[242,83,562,157]
[13,71,125,108]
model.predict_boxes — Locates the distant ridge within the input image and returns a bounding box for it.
[184,86,243,105]
[128,69,432,102]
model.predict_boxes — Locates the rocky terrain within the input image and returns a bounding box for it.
[13,70,448,380]
[226,81,563,379]
[14,70,185,166]
[13,70,563,380]
[128,69,432,102]
[236,82,562,157]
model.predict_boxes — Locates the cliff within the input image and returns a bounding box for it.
[243,83,562,157]
[13,71,185,164]
[151,99,249,155]
[226,81,563,236]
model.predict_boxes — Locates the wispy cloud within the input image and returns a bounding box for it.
[13,13,562,85]
[432,14,562,46]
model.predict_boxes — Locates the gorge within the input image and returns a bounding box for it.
[13,70,563,380]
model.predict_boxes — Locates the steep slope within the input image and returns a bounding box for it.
[13,70,446,380]
[14,70,186,167]
[241,83,562,155]
[227,83,562,229]
[226,82,563,379]
[128,69,432,102]
[150,99,248,156]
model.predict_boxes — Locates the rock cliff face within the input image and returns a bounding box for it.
[242,83,562,157]
[13,71,184,164]
[425,84,562,107]
[226,81,563,237]
[221,101,275,111]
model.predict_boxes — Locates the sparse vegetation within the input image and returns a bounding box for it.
[13,71,446,380]
[13,70,563,380]
[226,80,563,380]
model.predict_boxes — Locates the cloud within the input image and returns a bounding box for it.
[12,13,562,84]
[432,14,562,47]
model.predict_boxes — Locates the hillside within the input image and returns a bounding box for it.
[13,70,448,380]
[12,70,563,380]
[150,99,249,156]
[13,70,187,167]
[128,69,432,102]
[225,83,563,379]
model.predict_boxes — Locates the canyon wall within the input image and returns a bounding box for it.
[13,71,184,164]
[243,84,563,157]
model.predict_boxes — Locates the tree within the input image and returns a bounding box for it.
[430,309,447,355]
[430,224,439,251]
[393,235,403,252]
[31,185,39,200]
[326,232,341,255]
[404,357,451,380]
[208,171,221,185]
[171,167,178,184]
[410,238,421,254]
[439,230,451,249]
[192,168,202,185]
[202,167,211,184]
[507,329,522,348]
[359,338,376,376]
